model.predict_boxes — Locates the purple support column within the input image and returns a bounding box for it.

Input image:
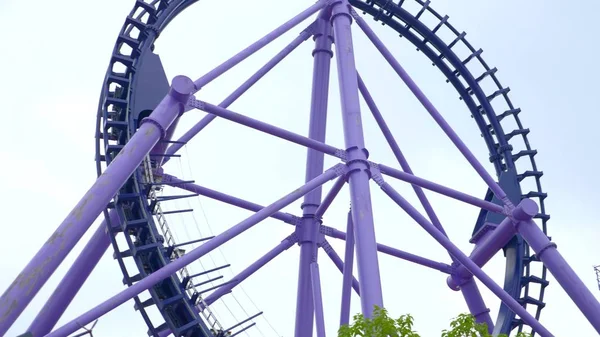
[375,175,553,336]
[459,278,493,333]
[161,173,295,224]
[331,0,384,316]
[46,165,345,337]
[27,211,120,337]
[295,12,333,337]
[358,74,495,326]
[0,76,194,336]
[202,235,297,307]
[311,263,327,337]
[340,211,355,326]
[165,26,314,161]
[517,217,600,332]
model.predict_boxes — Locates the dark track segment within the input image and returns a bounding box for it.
[348,1,550,335]
[94,1,220,336]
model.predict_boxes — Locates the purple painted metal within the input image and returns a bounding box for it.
[189,99,340,157]
[27,211,120,337]
[340,211,355,326]
[518,218,600,332]
[357,74,448,238]
[459,278,493,333]
[374,175,553,336]
[311,263,327,337]
[357,72,496,326]
[192,0,328,91]
[319,240,360,295]
[331,0,384,317]
[378,164,504,214]
[351,11,510,204]
[0,76,193,336]
[324,227,452,274]
[295,12,333,337]
[161,173,295,224]
[158,236,296,337]
[202,235,297,307]
[165,24,315,162]
[314,176,346,219]
[295,235,318,337]
[46,164,345,337]
[447,216,519,289]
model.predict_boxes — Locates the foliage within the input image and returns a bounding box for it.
[338,307,532,337]
[338,306,419,337]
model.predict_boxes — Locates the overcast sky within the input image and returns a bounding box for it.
[1,1,599,336]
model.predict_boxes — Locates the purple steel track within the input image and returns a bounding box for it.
[3,1,600,337]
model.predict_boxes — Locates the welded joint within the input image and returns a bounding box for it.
[335,149,348,161]
[368,162,385,186]
[319,224,336,237]
[508,198,539,227]
[287,215,304,227]
[447,265,472,291]
[472,307,492,320]
[331,162,350,177]
[187,97,203,110]
[297,217,324,244]
[318,239,334,254]
[535,241,558,260]
[284,232,300,245]
[141,75,194,138]
[140,118,166,140]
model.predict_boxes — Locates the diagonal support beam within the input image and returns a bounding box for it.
[188,98,343,158]
[0,76,194,336]
[371,170,553,336]
[26,211,120,337]
[46,164,347,337]
[357,73,450,239]
[201,234,297,307]
[322,225,452,274]
[351,10,510,205]
[518,218,600,332]
[160,173,297,225]
[314,176,346,219]
[377,163,505,214]
[165,23,316,162]
[320,240,360,296]
[192,0,329,91]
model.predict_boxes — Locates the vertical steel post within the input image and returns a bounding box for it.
[294,10,333,337]
[331,0,384,316]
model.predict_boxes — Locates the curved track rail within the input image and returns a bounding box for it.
[94,0,550,336]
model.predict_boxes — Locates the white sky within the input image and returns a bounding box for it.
[1,1,599,336]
